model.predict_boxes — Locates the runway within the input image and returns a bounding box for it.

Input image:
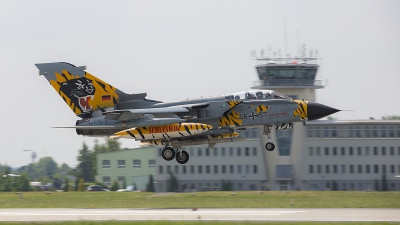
[0,208,399,222]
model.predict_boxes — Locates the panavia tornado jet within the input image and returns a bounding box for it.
[35,62,340,164]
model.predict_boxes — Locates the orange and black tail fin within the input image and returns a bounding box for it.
[35,62,125,118]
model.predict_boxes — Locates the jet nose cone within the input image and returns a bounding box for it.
[307,102,340,121]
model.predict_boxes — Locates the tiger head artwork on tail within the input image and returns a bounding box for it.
[35,62,123,118]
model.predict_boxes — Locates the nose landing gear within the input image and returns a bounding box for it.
[263,125,275,151]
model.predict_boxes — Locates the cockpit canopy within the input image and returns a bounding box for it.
[223,90,290,100]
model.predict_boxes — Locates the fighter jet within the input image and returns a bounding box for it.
[35,62,339,164]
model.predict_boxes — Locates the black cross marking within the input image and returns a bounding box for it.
[249,112,257,120]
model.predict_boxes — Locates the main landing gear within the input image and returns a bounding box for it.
[263,125,275,151]
[161,146,190,164]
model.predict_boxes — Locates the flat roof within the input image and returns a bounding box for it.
[305,120,400,126]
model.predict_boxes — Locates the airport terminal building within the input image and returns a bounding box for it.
[96,58,400,191]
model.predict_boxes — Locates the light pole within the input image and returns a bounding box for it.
[23,150,37,164]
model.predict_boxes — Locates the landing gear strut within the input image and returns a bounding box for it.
[263,125,275,151]
[161,146,190,164]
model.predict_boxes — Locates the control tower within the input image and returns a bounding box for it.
[252,51,324,190]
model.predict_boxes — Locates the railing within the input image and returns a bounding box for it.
[252,79,323,87]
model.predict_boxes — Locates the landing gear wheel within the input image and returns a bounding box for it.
[162,147,176,161]
[265,142,275,151]
[175,150,189,164]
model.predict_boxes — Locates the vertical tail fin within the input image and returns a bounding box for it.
[35,62,124,118]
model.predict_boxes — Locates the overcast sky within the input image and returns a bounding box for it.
[1,0,399,168]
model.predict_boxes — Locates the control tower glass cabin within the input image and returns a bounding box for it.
[252,58,323,102]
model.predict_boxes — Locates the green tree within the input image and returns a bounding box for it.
[374,179,380,191]
[111,180,119,191]
[381,115,400,120]
[147,174,155,192]
[106,139,121,152]
[221,180,233,191]
[36,157,58,177]
[166,171,179,192]
[18,173,31,191]
[77,143,94,182]
[64,177,69,192]
[381,174,388,191]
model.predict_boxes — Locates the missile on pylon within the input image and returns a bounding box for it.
[110,123,213,140]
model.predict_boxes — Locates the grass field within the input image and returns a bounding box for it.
[0,191,399,208]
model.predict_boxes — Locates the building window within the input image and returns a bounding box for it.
[381,126,386,137]
[366,146,370,156]
[365,126,370,137]
[358,165,362,173]
[309,165,314,173]
[341,164,346,174]
[307,127,314,137]
[118,176,125,183]
[103,176,110,185]
[214,148,218,156]
[374,165,379,173]
[325,147,330,156]
[333,165,338,173]
[341,147,346,155]
[245,165,250,174]
[229,147,234,156]
[253,147,257,156]
[189,147,194,156]
[382,165,386,174]
[222,165,226,174]
[237,147,241,156]
[230,165,234,173]
[333,147,337,156]
[317,165,321,173]
[205,148,210,156]
[102,160,110,169]
[332,127,337,137]
[349,147,354,156]
[382,147,386,156]
[372,126,378,137]
[174,165,179,174]
[389,126,395,137]
[158,148,162,157]
[316,147,321,156]
[118,160,125,169]
[390,165,395,173]
[245,147,250,156]
[253,165,258,173]
[390,147,395,156]
[167,165,171,173]
[356,126,362,137]
[373,147,378,155]
[316,127,321,137]
[349,165,354,173]
[214,165,219,174]
[148,159,156,168]
[324,127,330,137]
[222,147,226,156]
[237,165,242,173]
[276,129,293,156]
[366,165,370,173]
[357,147,362,155]
[309,147,314,156]
[198,148,202,156]
[183,165,187,174]
[198,165,202,174]
[325,165,330,173]
[190,165,195,174]
[159,166,163,174]
[206,165,210,174]
[252,129,258,138]
[133,160,141,168]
